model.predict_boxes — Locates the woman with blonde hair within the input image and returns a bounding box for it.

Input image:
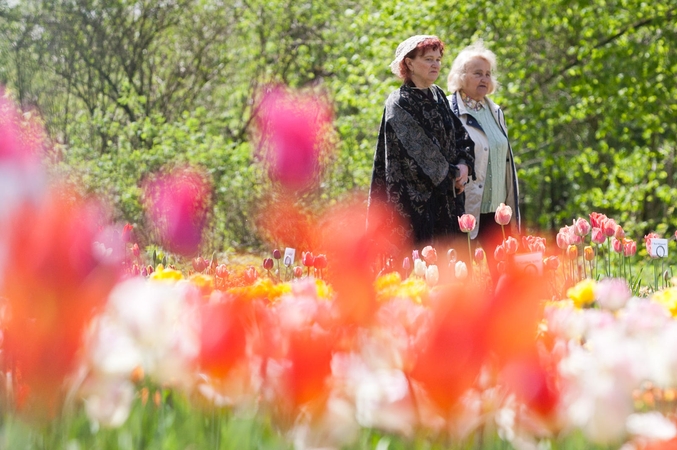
[447,40,520,282]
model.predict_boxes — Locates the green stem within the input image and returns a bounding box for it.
[467,233,473,280]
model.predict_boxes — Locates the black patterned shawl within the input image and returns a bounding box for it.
[367,83,475,255]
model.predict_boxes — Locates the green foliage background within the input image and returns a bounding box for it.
[1,0,676,254]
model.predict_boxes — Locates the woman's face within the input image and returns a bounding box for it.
[405,48,442,88]
[463,57,491,101]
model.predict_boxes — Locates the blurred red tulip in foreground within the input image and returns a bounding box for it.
[1,187,120,419]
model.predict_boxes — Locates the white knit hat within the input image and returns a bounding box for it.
[389,35,438,76]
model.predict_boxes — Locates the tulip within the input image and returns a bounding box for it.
[273,249,282,260]
[132,243,140,258]
[425,264,439,286]
[566,245,578,260]
[412,249,420,261]
[215,264,229,279]
[131,264,140,276]
[458,214,476,233]
[602,218,618,237]
[584,245,595,261]
[447,248,457,263]
[421,245,437,264]
[474,247,485,263]
[192,256,207,273]
[302,251,315,267]
[623,239,637,257]
[589,212,608,229]
[293,266,303,278]
[591,227,606,244]
[504,236,519,255]
[414,258,427,278]
[611,237,622,253]
[556,231,568,249]
[644,232,660,255]
[244,266,258,283]
[454,261,468,279]
[313,254,328,270]
[544,256,560,271]
[614,225,625,240]
[494,203,512,226]
[263,257,274,270]
[494,244,506,262]
[573,218,591,237]
[402,257,412,276]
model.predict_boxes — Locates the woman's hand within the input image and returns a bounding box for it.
[454,164,469,193]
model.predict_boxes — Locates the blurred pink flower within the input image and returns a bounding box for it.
[142,166,212,257]
[474,247,485,263]
[504,236,519,255]
[254,85,333,192]
[611,237,623,253]
[644,232,660,256]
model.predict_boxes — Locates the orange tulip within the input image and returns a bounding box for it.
[584,245,595,261]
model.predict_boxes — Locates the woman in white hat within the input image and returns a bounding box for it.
[368,35,475,260]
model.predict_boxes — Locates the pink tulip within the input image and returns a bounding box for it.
[623,239,637,257]
[591,227,606,244]
[458,214,476,233]
[589,212,608,229]
[421,245,437,264]
[254,86,333,192]
[602,218,618,237]
[494,244,506,262]
[611,237,622,253]
[494,203,512,226]
[573,218,591,237]
[614,226,625,240]
[402,257,412,274]
[504,236,519,255]
[644,232,660,256]
[474,247,485,263]
[556,230,568,249]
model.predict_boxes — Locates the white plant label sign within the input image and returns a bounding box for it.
[513,252,543,276]
[283,247,296,266]
[649,238,668,258]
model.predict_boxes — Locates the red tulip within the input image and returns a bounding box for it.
[192,256,208,272]
[244,266,258,283]
[263,257,274,270]
[293,266,303,278]
[313,254,328,270]
[302,251,315,267]
[458,214,476,233]
[494,203,512,226]
[215,264,229,279]
[272,249,282,260]
[544,255,560,271]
